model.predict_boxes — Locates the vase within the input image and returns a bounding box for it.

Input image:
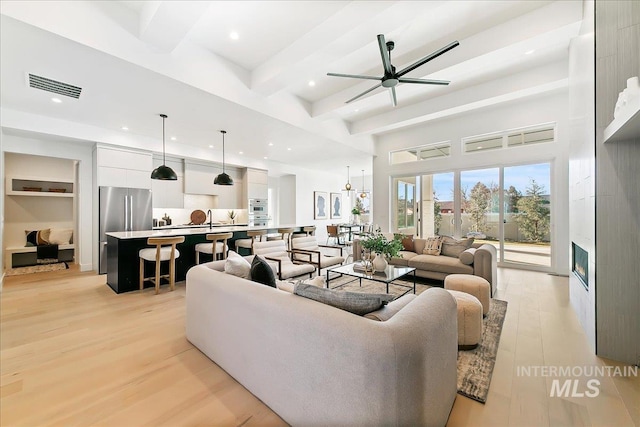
[372,253,388,272]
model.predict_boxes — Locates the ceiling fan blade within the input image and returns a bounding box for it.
[398,77,450,85]
[346,83,383,104]
[390,87,397,107]
[377,34,393,75]
[327,72,381,81]
[397,41,460,77]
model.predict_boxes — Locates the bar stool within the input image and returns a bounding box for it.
[195,232,233,264]
[292,225,316,241]
[139,236,185,294]
[234,230,267,255]
[267,227,295,249]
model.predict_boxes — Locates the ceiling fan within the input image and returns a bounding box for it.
[327,34,459,107]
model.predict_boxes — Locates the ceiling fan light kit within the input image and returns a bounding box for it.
[214,130,234,185]
[328,34,459,107]
[151,114,178,180]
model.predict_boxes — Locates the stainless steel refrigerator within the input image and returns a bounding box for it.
[99,186,153,274]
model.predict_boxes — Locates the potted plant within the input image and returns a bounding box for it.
[228,210,237,224]
[360,230,403,271]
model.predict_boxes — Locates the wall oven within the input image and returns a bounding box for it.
[249,198,268,214]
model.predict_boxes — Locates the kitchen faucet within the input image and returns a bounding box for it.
[207,209,213,229]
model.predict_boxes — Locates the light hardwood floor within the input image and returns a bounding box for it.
[1,266,638,426]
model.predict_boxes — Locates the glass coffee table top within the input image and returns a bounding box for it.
[327,263,416,294]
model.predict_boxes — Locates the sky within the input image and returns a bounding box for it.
[432,163,550,201]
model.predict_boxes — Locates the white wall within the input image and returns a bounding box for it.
[374,90,571,274]
[568,0,596,351]
[1,132,94,272]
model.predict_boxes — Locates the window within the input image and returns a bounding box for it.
[463,123,555,153]
[395,180,415,230]
[390,141,450,165]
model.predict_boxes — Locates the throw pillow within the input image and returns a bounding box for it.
[364,294,417,321]
[25,229,50,246]
[459,248,477,265]
[250,255,277,288]
[441,236,474,258]
[422,236,443,255]
[224,250,251,279]
[401,235,415,252]
[294,282,394,316]
[49,228,73,245]
[302,275,326,288]
[276,280,295,293]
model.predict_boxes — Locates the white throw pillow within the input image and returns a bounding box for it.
[302,275,326,288]
[224,250,251,279]
[49,228,73,245]
[276,280,295,293]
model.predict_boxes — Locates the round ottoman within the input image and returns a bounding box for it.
[444,274,491,315]
[447,289,483,350]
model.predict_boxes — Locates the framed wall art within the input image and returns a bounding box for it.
[314,191,328,219]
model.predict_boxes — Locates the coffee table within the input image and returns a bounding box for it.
[326,263,416,294]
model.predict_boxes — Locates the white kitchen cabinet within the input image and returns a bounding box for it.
[96,146,152,189]
[151,157,184,208]
[244,168,268,201]
[184,160,242,208]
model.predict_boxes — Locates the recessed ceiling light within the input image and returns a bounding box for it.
[239,151,243,154]
[287,148,291,151]
[525,49,535,55]
[229,31,239,40]
[268,142,274,146]
[308,80,316,87]
[209,145,214,148]
[51,97,62,103]
[121,126,129,131]
[477,146,483,149]
[263,156,268,160]
[170,136,177,141]
[354,109,359,112]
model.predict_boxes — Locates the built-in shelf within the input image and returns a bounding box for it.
[6,176,75,197]
[604,103,640,143]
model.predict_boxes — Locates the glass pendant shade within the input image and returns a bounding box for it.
[151,114,177,180]
[360,169,367,198]
[214,130,234,185]
[345,166,351,191]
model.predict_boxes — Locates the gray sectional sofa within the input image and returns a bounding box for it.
[186,261,458,426]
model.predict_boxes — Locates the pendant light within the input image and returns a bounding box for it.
[344,165,352,191]
[360,169,367,198]
[214,130,234,185]
[151,114,178,180]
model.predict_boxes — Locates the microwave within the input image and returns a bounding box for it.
[249,199,267,214]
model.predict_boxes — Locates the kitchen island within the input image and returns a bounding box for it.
[106,224,310,293]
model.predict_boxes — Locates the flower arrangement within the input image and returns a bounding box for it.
[360,228,403,259]
[228,210,236,223]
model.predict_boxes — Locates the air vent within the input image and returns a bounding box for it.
[28,74,82,99]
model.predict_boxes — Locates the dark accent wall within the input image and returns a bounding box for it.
[595,0,640,365]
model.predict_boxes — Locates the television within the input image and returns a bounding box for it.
[572,242,589,290]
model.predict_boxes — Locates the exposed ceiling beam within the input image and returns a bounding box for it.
[138,1,210,52]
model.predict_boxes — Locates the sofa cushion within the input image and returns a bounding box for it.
[25,228,50,246]
[423,236,443,255]
[397,234,414,252]
[250,255,277,288]
[441,236,474,258]
[459,248,476,265]
[408,254,473,275]
[294,283,394,316]
[224,250,251,279]
[365,294,417,321]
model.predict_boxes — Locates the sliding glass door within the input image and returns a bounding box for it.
[393,161,552,270]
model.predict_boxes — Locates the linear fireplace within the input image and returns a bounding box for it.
[572,242,589,290]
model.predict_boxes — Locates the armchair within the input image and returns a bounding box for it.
[252,240,315,280]
[290,236,345,275]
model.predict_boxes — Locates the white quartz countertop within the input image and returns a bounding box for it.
[106,224,307,239]
[152,223,247,230]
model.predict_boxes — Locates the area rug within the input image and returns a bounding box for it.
[318,272,507,403]
[5,262,68,276]
[456,298,508,403]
